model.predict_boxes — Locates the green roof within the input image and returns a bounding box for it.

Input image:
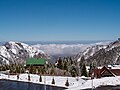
[26,58,45,65]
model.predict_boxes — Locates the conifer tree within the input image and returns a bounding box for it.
[41,67,45,75]
[39,75,42,82]
[57,57,63,69]
[65,78,69,87]
[50,68,54,75]
[28,74,30,81]
[70,57,73,65]
[29,65,34,74]
[79,56,85,69]
[17,74,19,80]
[81,63,88,77]
[63,61,68,71]
[51,77,55,84]
[71,69,76,77]
[70,65,77,77]
[89,63,92,77]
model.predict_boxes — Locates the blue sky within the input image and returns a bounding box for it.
[0,0,120,41]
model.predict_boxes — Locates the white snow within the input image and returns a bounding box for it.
[0,73,79,88]
[69,76,120,90]
[0,73,120,90]
[0,46,11,58]
[95,65,120,69]
[111,65,120,69]
[7,41,45,56]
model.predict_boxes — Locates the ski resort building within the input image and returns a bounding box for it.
[92,66,120,78]
[25,58,46,66]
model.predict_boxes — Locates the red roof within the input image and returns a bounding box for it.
[110,69,120,76]
[93,66,120,78]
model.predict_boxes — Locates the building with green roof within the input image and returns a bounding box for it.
[26,58,46,66]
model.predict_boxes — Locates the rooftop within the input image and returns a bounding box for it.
[26,58,45,66]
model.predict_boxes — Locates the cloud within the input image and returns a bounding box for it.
[32,44,89,55]
[32,41,110,56]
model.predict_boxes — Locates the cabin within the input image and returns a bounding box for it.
[26,58,46,66]
[92,66,120,78]
[25,58,46,74]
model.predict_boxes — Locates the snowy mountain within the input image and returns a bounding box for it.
[0,41,47,65]
[76,42,110,61]
[77,39,120,66]
[82,45,107,59]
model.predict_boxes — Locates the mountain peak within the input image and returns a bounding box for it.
[0,41,47,65]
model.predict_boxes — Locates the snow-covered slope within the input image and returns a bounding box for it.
[0,41,47,64]
[77,42,110,62]
[77,39,120,65]
[0,73,120,90]
[83,45,107,59]
[69,76,120,90]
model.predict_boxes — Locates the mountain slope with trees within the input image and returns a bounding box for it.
[77,39,120,66]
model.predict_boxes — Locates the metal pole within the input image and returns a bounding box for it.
[44,61,46,90]
[44,75,46,90]
[92,78,93,90]
[91,73,94,90]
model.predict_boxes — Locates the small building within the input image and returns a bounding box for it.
[26,58,46,66]
[25,58,46,74]
[92,66,120,78]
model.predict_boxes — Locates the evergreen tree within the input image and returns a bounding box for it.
[29,65,34,74]
[41,67,45,74]
[39,75,42,82]
[51,77,55,84]
[57,57,63,69]
[21,67,25,73]
[70,57,73,65]
[81,63,88,77]
[28,74,30,81]
[5,64,9,70]
[79,56,85,69]
[32,67,36,74]
[15,65,20,73]
[70,65,77,77]
[17,74,19,80]
[63,61,68,71]
[50,68,54,75]
[89,63,92,77]
[38,67,42,74]
[71,69,76,77]
[9,66,13,73]
[65,79,69,87]
[1,65,6,71]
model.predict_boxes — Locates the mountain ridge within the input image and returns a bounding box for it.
[77,39,120,66]
[0,41,47,65]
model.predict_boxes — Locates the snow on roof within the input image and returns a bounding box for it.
[97,65,120,69]
[97,66,103,69]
